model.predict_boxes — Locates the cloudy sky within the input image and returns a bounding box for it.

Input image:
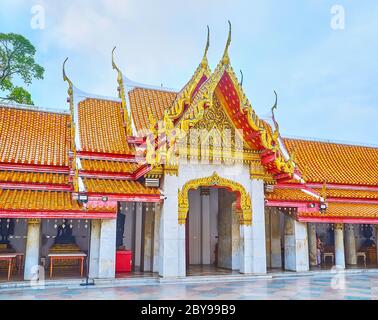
[1,0,377,145]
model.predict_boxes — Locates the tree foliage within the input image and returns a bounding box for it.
[0,33,44,105]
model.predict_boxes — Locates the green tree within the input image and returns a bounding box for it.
[0,33,44,105]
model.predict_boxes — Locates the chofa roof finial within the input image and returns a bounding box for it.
[112,46,121,73]
[63,57,73,87]
[201,25,210,67]
[271,90,279,132]
[222,20,232,65]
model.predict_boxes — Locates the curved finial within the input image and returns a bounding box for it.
[62,57,72,85]
[240,70,244,86]
[112,46,121,72]
[271,90,280,133]
[222,20,232,65]
[200,25,210,66]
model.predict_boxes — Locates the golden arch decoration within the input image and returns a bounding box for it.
[178,172,252,226]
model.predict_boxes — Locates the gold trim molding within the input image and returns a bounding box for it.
[250,160,275,183]
[178,172,252,225]
[28,218,41,225]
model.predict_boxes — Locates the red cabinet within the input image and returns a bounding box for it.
[116,250,133,273]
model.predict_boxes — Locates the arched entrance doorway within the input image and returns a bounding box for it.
[177,172,252,276]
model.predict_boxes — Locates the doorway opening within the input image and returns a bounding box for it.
[186,187,240,276]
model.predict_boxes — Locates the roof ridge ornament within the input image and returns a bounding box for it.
[62,58,80,193]
[63,57,74,116]
[112,46,133,136]
[271,90,279,132]
[201,25,210,68]
[112,46,121,74]
[221,20,232,65]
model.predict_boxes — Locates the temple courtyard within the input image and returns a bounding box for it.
[1,271,378,300]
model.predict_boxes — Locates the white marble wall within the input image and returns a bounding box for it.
[159,174,185,277]
[284,215,309,272]
[24,220,41,280]
[98,218,117,279]
[250,179,267,274]
[89,220,101,278]
[152,203,161,273]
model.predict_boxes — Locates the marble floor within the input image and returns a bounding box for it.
[1,272,378,300]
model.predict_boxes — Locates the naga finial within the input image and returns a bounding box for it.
[222,20,232,65]
[112,46,121,73]
[111,46,133,136]
[271,90,280,132]
[201,25,210,67]
[63,57,73,87]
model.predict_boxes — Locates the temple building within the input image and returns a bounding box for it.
[0,24,378,282]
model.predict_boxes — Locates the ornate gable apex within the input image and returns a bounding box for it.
[166,26,212,123]
[174,22,298,181]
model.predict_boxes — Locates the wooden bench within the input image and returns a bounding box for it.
[323,252,335,265]
[0,253,17,281]
[48,253,87,278]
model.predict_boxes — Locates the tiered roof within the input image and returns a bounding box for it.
[267,138,378,223]
[0,106,70,166]
[1,25,376,222]
[0,105,116,218]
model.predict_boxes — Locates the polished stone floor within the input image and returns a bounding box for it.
[1,272,378,300]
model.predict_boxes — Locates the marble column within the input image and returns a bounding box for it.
[284,215,309,272]
[88,219,101,278]
[98,218,117,279]
[265,210,271,268]
[134,203,143,268]
[159,174,185,278]
[270,209,282,269]
[24,219,41,280]
[201,188,211,265]
[334,223,346,269]
[239,223,253,274]
[152,203,161,273]
[250,179,267,274]
[345,224,357,266]
[231,203,240,270]
[308,223,317,267]
[142,204,154,272]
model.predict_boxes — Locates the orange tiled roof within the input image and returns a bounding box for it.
[0,106,70,166]
[284,138,378,186]
[0,189,80,211]
[78,98,133,154]
[83,178,159,195]
[0,171,69,185]
[80,160,140,173]
[315,188,378,200]
[128,88,177,132]
[267,187,378,202]
[266,188,316,202]
[300,203,378,219]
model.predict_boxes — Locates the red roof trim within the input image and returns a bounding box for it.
[0,162,70,174]
[0,209,117,219]
[77,151,143,163]
[87,193,162,203]
[298,216,378,224]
